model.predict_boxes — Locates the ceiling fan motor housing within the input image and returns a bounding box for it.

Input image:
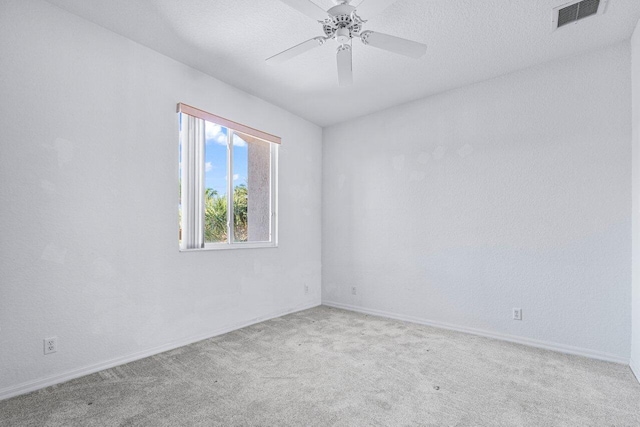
[322,4,363,41]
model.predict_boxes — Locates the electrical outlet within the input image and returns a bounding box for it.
[513,308,522,321]
[44,337,57,355]
[304,285,309,295]
[351,286,357,295]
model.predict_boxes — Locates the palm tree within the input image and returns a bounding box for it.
[203,186,248,242]
[205,188,227,242]
[233,184,248,242]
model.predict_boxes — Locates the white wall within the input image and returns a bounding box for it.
[322,42,632,362]
[632,19,640,380]
[0,0,322,398]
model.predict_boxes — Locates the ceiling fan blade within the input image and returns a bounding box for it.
[336,45,353,87]
[354,0,398,19]
[266,37,326,64]
[360,31,426,58]
[278,0,328,21]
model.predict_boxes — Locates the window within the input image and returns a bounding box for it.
[178,103,278,250]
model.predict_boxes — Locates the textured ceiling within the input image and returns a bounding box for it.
[44,0,640,126]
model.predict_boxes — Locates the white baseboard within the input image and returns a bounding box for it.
[631,358,640,383]
[0,301,320,402]
[322,301,628,365]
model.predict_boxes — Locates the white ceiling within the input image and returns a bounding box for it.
[45,0,640,127]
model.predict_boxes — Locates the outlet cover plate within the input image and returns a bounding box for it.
[513,308,522,321]
[44,337,57,354]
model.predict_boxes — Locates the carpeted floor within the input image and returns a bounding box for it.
[1,306,639,426]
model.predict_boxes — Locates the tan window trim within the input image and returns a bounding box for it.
[177,103,281,145]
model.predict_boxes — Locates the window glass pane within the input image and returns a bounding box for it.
[232,132,271,243]
[204,121,228,243]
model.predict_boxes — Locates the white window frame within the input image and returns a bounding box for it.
[178,103,279,251]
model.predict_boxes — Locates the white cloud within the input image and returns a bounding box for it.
[205,123,220,139]
[205,162,212,172]
[233,174,240,181]
[233,135,247,147]
[204,122,249,147]
[205,122,227,145]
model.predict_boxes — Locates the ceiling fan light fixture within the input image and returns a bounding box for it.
[336,27,351,44]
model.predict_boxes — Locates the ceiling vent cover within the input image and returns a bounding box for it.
[553,0,608,30]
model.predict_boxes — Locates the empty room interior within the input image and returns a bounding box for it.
[3,0,640,425]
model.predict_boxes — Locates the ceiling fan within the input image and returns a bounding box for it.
[267,0,427,86]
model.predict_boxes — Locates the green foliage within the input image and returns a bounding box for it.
[204,185,248,242]
[233,184,248,242]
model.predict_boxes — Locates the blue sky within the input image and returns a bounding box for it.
[204,122,248,196]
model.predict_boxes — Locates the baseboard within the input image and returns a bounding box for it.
[631,358,640,383]
[322,301,628,365]
[0,301,320,402]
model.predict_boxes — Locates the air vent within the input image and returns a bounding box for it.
[552,0,608,30]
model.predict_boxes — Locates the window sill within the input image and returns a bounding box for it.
[179,242,277,252]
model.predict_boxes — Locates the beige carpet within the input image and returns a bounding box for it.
[1,306,639,426]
